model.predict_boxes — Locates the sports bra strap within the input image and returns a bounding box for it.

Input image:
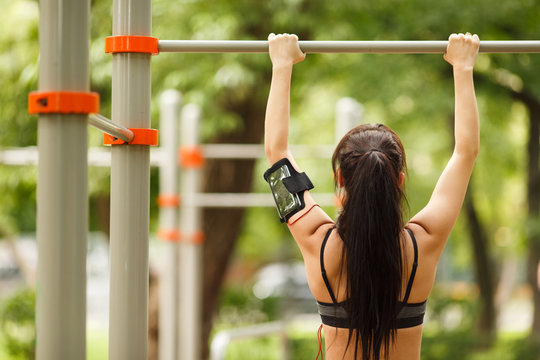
[320,228,338,304]
[402,228,419,304]
[320,227,419,305]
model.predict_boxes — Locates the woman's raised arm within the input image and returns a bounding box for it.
[264,33,333,252]
[408,33,480,255]
[264,33,305,164]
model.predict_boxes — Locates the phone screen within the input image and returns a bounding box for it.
[267,165,301,219]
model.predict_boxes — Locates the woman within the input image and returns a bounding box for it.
[264,32,480,360]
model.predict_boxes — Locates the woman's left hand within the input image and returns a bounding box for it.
[268,33,306,66]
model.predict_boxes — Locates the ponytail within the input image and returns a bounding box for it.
[332,124,407,360]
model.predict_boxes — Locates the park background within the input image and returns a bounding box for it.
[1,0,540,359]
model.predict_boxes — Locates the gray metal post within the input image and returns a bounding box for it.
[36,0,89,359]
[108,0,152,359]
[158,40,540,54]
[335,97,363,144]
[179,104,203,360]
[158,90,182,360]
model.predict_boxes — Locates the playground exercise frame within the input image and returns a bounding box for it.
[30,0,540,359]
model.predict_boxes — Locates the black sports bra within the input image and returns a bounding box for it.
[316,228,427,329]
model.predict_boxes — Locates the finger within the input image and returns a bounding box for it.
[472,34,480,43]
[268,33,276,40]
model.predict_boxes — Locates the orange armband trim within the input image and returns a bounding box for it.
[288,204,321,226]
[179,146,205,168]
[104,128,159,146]
[105,35,159,55]
[28,91,99,115]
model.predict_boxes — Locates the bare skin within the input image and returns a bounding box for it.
[265,33,480,359]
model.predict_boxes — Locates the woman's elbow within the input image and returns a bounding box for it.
[264,146,288,165]
[454,144,479,162]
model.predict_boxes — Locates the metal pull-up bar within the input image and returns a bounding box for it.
[158,40,540,54]
[88,113,134,143]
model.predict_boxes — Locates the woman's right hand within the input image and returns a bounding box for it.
[444,33,480,70]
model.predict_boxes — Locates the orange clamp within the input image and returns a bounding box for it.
[157,229,181,242]
[104,128,159,146]
[179,146,205,168]
[28,91,99,115]
[156,229,204,244]
[157,194,181,208]
[187,231,205,245]
[105,36,159,55]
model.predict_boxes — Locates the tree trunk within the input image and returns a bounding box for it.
[463,188,496,340]
[476,74,540,337]
[200,95,267,359]
[521,94,540,336]
[445,109,497,339]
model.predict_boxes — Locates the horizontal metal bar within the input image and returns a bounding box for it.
[203,144,334,159]
[0,144,336,167]
[184,193,337,208]
[88,113,134,142]
[210,321,287,360]
[159,40,540,54]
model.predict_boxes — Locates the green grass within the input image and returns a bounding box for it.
[0,328,108,360]
[2,328,538,360]
[221,330,540,360]
[87,329,108,360]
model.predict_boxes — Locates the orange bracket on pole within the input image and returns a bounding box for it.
[179,146,205,168]
[157,229,181,242]
[157,194,181,208]
[156,230,204,244]
[105,35,159,55]
[28,91,99,114]
[104,128,159,146]
[187,231,205,245]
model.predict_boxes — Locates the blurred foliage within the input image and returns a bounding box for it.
[0,0,536,245]
[216,330,540,360]
[217,284,281,327]
[0,288,35,359]
[1,0,540,356]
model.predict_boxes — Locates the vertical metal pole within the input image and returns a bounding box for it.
[158,90,182,360]
[179,104,203,360]
[335,97,364,144]
[108,0,152,359]
[36,0,89,359]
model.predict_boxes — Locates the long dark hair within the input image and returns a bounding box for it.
[331,123,407,360]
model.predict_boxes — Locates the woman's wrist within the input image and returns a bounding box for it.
[272,62,294,71]
[453,64,474,73]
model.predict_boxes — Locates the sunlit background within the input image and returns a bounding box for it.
[1,0,540,359]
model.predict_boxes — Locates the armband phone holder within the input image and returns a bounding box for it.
[263,158,314,223]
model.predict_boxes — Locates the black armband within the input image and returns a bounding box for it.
[263,158,314,223]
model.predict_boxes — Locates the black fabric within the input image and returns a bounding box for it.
[317,227,427,329]
[402,228,419,304]
[320,314,349,328]
[396,314,425,329]
[263,158,314,223]
[282,172,314,194]
[319,228,338,304]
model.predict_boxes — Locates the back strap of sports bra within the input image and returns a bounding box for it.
[402,228,419,304]
[320,228,338,304]
[320,227,419,305]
